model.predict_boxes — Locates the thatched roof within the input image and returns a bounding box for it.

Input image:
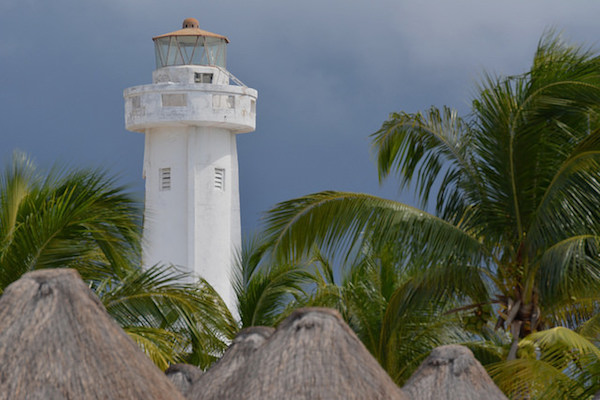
[166,363,203,396]
[403,344,508,400]
[188,326,275,400]
[0,269,184,400]
[191,308,407,400]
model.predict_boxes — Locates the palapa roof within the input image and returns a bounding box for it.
[165,364,203,397]
[192,308,408,400]
[402,344,508,400]
[188,326,275,400]
[0,269,184,400]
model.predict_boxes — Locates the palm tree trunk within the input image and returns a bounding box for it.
[507,320,522,360]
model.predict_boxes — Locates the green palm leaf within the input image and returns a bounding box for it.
[233,235,312,327]
[265,191,483,266]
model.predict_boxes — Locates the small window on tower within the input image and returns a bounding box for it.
[131,96,141,109]
[214,168,225,191]
[159,168,171,191]
[161,94,187,107]
[212,95,235,109]
[226,95,235,109]
[195,73,213,83]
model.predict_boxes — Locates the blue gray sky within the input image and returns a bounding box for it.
[1,1,600,234]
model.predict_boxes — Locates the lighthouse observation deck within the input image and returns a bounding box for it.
[124,65,257,134]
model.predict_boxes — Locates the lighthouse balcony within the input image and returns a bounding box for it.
[124,83,257,134]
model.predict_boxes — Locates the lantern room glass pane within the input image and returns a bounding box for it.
[190,38,207,65]
[204,37,227,68]
[178,36,200,64]
[154,38,170,68]
[166,37,184,66]
[154,36,227,69]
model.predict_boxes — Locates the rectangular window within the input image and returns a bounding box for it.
[194,72,213,83]
[159,168,171,191]
[161,93,187,107]
[250,99,256,114]
[131,96,141,109]
[214,168,225,191]
[212,94,235,109]
[226,95,235,109]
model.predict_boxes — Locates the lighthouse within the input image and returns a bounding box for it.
[124,18,257,311]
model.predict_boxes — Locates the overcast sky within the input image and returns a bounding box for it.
[2,1,600,235]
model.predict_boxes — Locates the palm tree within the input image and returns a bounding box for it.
[302,245,501,385]
[263,32,600,361]
[0,153,237,368]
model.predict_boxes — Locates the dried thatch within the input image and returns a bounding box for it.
[166,363,203,396]
[191,308,407,400]
[403,344,508,400]
[0,269,184,400]
[188,326,275,399]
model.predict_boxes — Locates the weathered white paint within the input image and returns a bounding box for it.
[124,64,257,312]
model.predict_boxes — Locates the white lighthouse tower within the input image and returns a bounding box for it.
[124,18,257,311]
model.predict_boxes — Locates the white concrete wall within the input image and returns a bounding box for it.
[124,65,256,314]
[142,127,189,270]
[142,126,239,311]
[189,126,239,310]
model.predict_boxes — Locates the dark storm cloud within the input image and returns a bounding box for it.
[1,0,600,233]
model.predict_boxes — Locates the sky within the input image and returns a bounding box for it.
[1,0,600,235]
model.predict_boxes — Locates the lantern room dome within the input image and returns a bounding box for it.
[152,18,229,69]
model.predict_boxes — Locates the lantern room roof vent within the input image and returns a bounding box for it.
[182,18,199,29]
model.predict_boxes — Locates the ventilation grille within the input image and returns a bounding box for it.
[159,168,171,191]
[214,168,225,191]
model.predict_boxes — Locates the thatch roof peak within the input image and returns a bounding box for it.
[279,306,347,327]
[191,307,408,400]
[0,268,183,400]
[188,325,274,400]
[232,325,275,344]
[165,363,203,397]
[426,345,478,375]
[403,344,508,400]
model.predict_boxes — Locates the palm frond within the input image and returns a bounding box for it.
[489,358,580,399]
[124,326,186,370]
[97,264,236,369]
[537,235,600,308]
[264,191,483,266]
[233,236,312,328]
[371,106,479,215]
[0,154,141,290]
[491,327,600,398]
